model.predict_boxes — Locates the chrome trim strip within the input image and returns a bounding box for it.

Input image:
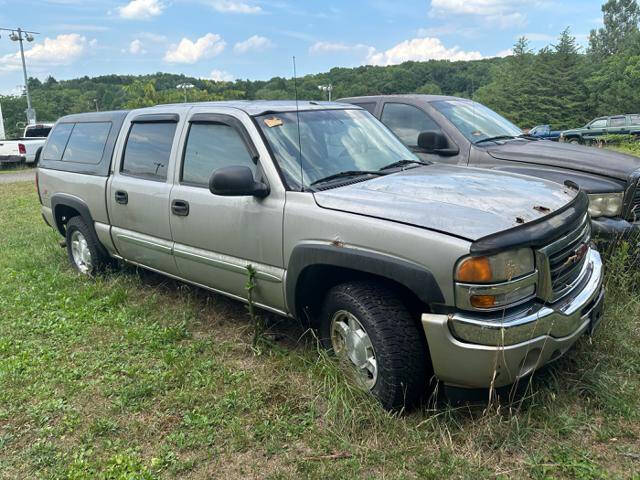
[116,233,173,254]
[449,248,603,346]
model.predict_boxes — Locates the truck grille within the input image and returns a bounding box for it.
[538,215,591,302]
[626,180,640,222]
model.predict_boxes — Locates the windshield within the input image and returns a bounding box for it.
[256,109,418,190]
[431,100,522,144]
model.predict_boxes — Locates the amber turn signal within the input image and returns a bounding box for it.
[470,295,497,309]
[455,256,492,283]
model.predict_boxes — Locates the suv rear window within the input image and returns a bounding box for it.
[62,122,112,164]
[630,114,640,125]
[121,122,176,181]
[609,116,627,127]
[42,123,74,161]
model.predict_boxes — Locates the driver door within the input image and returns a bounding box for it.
[169,108,286,312]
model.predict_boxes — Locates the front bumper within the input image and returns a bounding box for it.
[591,217,640,246]
[422,248,604,389]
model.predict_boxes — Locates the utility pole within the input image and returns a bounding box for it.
[317,84,333,101]
[176,83,195,103]
[1,27,39,124]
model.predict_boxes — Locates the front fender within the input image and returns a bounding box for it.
[285,243,445,315]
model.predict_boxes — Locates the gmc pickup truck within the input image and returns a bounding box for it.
[340,95,640,246]
[0,123,53,166]
[37,102,604,409]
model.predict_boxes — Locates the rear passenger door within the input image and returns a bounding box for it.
[108,113,182,275]
[607,116,629,135]
[168,108,286,312]
[379,102,462,165]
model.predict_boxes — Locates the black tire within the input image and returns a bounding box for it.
[568,138,580,144]
[65,216,109,275]
[319,281,429,410]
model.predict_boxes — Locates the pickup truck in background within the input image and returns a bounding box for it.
[0,123,53,167]
[528,124,561,141]
[37,102,604,409]
[340,95,640,246]
[560,114,640,144]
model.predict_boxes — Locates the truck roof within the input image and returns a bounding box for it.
[337,94,463,103]
[154,100,359,115]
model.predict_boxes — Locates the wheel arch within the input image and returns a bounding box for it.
[50,193,95,237]
[286,244,445,326]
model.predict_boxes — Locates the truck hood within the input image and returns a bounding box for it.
[486,139,640,180]
[313,164,577,241]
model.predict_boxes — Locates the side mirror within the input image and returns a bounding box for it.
[417,130,459,156]
[209,166,269,198]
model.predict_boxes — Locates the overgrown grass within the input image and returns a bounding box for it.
[1,181,639,479]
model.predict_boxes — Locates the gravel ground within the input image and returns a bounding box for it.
[0,170,35,184]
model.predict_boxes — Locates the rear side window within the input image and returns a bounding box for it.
[42,123,74,161]
[182,123,255,187]
[631,114,640,125]
[609,116,627,127]
[62,122,112,164]
[381,103,442,146]
[121,122,177,181]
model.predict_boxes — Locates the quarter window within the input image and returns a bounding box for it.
[380,103,442,146]
[62,122,112,164]
[630,114,640,125]
[42,123,74,161]
[121,122,177,180]
[181,123,255,187]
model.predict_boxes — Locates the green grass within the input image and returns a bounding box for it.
[1,181,640,479]
[0,164,33,174]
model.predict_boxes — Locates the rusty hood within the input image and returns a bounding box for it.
[313,164,578,241]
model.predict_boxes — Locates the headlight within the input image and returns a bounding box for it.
[455,248,536,310]
[587,193,623,218]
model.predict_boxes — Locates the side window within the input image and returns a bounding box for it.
[62,122,112,164]
[352,102,377,115]
[380,103,442,146]
[182,122,255,187]
[42,123,74,161]
[121,122,177,181]
[590,119,607,128]
[630,114,640,125]
[609,116,626,127]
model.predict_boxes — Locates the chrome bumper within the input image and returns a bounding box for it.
[422,248,604,389]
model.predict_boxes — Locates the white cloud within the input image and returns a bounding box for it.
[309,41,374,55]
[117,0,165,19]
[206,0,262,14]
[366,37,483,66]
[0,34,88,73]
[138,32,167,43]
[430,0,528,28]
[495,48,513,57]
[233,35,274,53]
[164,33,226,63]
[129,39,146,54]
[210,69,234,81]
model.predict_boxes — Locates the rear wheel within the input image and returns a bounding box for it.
[568,138,580,144]
[319,281,429,410]
[65,217,109,275]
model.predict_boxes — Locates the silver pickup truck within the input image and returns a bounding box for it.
[37,101,605,409]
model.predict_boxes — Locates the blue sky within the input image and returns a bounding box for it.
[0,0,605,94]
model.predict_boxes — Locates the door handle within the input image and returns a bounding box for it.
[171,199,189,216]
[115,190,128,205]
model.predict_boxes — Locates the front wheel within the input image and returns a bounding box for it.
[65,217,109,275]
[319,281,429,410]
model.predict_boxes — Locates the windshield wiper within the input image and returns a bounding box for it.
[474,135,517,144]
[379,159,429,171]
[310,170,386,187]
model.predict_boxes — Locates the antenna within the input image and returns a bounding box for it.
[293,56,304,192]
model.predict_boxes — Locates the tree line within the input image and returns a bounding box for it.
[0,0,638,138]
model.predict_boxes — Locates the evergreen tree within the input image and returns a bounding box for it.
[589,0,640,57]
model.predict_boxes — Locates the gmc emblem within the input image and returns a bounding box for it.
[563,243,589,269]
